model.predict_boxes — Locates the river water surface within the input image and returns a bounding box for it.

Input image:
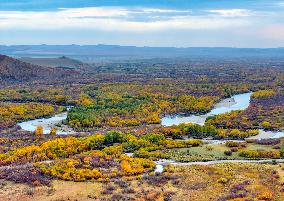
[17,112,74,135]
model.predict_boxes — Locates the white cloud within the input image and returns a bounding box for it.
[0,7,251,31]
[209,9,254,17]
[0,7,130,19]
[58,7,130,17]
[141,8,191,14]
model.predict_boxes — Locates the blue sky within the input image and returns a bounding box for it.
[0,0,284,47]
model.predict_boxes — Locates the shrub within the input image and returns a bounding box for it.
[255,138,280,146]
[114,180,128,188]
[206,145,213,151]
[141,133,166,144]
[120,155,155,175]
[103,145,123,156]
[217,177,228,184]
[225,141,240,147]
[261,121,272,129]
[224,150,232,156]
[231,147,239,152]
[239,150,281,159]
[133,149,163,160]
[111,194,125,200]
[122,188,135,194]
[230,129,242,137]
[0,165,51,186]
[104,131,123,145]
[49,128,57,136]
[257,190,273,200]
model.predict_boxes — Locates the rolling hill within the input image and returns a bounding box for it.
[0,54,78,84]
[19,56,91,70]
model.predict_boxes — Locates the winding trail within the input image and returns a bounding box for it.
[0,163,33,171]
[154,159,284,173]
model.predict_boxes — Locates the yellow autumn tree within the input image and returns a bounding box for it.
[50,128,57,136]
[77,94,92,107]
[35,126,43,137]
[261,121,271,129]
[121,160,132,174]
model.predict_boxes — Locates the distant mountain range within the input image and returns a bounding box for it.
[1,45,284,62]
[0,54,78,84]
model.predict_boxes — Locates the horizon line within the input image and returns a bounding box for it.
[1,44,284,49]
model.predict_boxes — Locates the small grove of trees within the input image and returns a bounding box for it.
[35,127,58,137]
[183,124,218,138]
[225,141,247,148]
[77,94,92,107]
[252,89,275,98]
[157,124,259,140]
[104,131,123,145]
[261,121,272,129]
[37,152,155,182]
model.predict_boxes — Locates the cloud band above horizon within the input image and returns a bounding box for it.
[0,0,284,47]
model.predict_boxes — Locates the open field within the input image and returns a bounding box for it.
[161,142,279,162]
[1,163,284,201]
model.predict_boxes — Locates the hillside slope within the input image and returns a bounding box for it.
[0,54,78,84]
[20,56,90,70]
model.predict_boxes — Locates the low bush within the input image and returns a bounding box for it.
[224,150,232,156]
[239,150,281,159]
[0,164,51,186]
[254,138,280,146]
[225,141,240,147]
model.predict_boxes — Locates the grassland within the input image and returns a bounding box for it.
[1,163,284,201]
[161,142,281,162]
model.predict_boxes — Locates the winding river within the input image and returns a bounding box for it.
[161,92,284,140]
[17,111,75,135]
[17,92,284,139]
[161,92,252,126]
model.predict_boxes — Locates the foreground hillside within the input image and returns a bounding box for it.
[1,163,284,201]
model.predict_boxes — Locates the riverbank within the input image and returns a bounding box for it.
[161,92,252,126]
[247,129,284,140]
[17,112,75,135]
